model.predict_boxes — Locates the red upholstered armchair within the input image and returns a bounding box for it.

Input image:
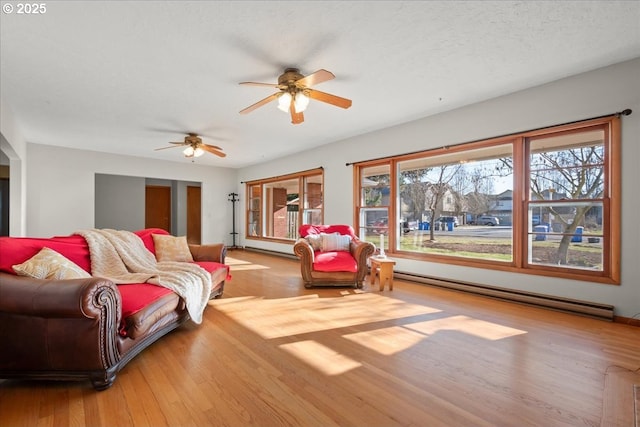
[293,224,375,288]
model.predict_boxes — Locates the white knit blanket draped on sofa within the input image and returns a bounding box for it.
[76,229,212,324]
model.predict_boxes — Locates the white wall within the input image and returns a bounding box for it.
[95,174,146,230]
[237,58,640,318]
[25,144,238,246]
[0,98,27,236]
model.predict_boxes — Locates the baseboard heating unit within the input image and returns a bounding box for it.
[393,271,614,321]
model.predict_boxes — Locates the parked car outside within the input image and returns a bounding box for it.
[475,215,500,226]
[372,217,417,234]
[435,216,459,227]
[371,217,389,234]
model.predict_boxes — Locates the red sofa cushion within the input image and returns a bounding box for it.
[195,261,232,282]
[118,283,174,318]
[313,251,358,273]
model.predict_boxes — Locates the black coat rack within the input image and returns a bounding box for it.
[228,192,241,249]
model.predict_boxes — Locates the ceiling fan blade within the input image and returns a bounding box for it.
[296,69,335,88]
[239,81,280,88]
[200,144,226,157]
[291,110,304,125]
[239,92,281,114]
[155,144,185,151]
[203,143,223,151]
[290,97,304,124]
[307,89,352,109]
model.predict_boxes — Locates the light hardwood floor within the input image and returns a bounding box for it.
[1,250,639,427]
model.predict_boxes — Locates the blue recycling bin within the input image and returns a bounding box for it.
[534,225,548,241]
[447,221,454,231]
[419,222,430,231]
[571,226,584,242]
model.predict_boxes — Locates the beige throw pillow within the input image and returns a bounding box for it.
[12,247,92,280]
[152,234,194,262]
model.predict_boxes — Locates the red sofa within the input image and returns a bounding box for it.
[0,228,229,390]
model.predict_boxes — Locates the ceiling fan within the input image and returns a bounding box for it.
[154,133,226,158]
[239,68,352,124]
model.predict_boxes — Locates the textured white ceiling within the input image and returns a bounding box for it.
[1,1,639,168]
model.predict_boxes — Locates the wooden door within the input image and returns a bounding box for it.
[145,185,171,232]
[187,186,201,244]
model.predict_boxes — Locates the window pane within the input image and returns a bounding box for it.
[529,129,605,201]
[528,202,604,270]
[248,185,261,237]
[303,175,323,225]
[264,179,299,239]
[527,128,606,271]
[397,144,514,262]
[359,165,390,244]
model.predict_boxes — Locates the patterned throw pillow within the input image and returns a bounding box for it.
[321,233,352,252]
[306,234,323,251]
[12,247,92,280]
[152,234,194,262]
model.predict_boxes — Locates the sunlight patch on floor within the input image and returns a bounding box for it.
[344,326,427,355]
[211,293,441,339]
[343,315,527,355]
[225,256,270,271]
[279,340,362,375]
[403,315,527,340]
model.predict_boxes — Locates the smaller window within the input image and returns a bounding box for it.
[245,168,323,241]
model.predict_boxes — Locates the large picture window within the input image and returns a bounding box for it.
[246,168,324,241]
[354,116,620,283]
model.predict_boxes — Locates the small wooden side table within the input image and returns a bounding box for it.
[369,257,396,291]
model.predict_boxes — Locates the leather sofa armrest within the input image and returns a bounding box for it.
[189,243,226,263]
[293,238,314,283]
[293,238,314,261]
[0,273,120,320]
[0,272,122,372]
[350,240,375,264]
[351,240,376,280]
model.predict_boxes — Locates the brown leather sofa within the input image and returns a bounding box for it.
[293,224,375,288]
[0,228,228,390]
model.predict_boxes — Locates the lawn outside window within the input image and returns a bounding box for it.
[353,116,621,284]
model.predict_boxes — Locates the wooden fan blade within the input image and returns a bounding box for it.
[200,144,226,157]
[203,143,223,151]
[307,89,352,109]
[239,92,280,114]
[290,97,304,124]
[239,81,280,88]
[291,110,304,125]
[155,144,185,151]
[296,69,335,88]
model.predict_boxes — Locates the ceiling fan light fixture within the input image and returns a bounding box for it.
[193,147,204,157]
[183,146,195,157]
[294,91,309,113]
[277,92,292,112]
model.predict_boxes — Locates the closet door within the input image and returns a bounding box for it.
[145,185,171,232]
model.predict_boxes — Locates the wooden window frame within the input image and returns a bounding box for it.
[353,116,621,284]
[245,168,324,243]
